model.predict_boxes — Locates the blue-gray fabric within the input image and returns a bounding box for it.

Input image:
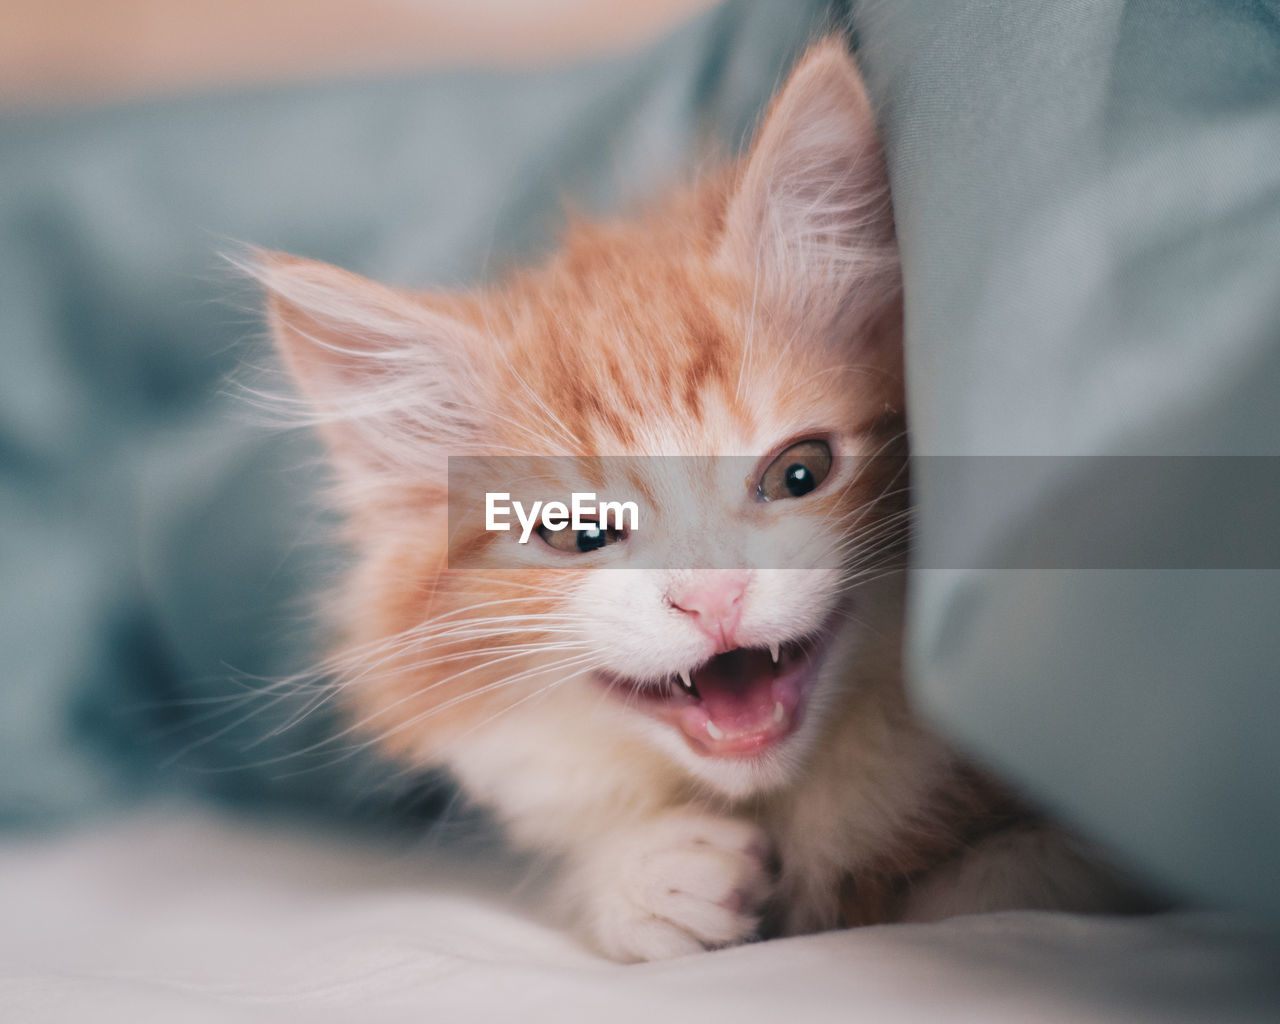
[856,0,1280,924]
[1,0,1276,927]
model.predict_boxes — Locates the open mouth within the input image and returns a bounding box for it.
[599,638,826,758]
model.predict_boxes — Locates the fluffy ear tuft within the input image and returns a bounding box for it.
[718,39,899,343]
[246,250,486,478]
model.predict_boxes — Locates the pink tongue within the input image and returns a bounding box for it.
[691,650,777,731]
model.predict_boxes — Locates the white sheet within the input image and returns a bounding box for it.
[2,807,1277,1023]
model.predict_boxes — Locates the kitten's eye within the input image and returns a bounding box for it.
[537,520,627,554]
[757,440,833,501]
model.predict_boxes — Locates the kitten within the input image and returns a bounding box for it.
[252,40,1141,961]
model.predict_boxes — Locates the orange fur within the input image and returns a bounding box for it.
[254,39,1142,961]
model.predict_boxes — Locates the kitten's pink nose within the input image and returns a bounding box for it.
[667,573,748,650]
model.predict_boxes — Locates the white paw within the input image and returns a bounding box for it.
[573,810,774,962]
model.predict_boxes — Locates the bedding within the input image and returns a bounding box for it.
[858,0,1280,923]
[2,809,1278,1024]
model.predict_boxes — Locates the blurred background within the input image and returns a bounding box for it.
[1,0,719,110]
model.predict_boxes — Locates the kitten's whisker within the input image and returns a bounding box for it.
[371,655,602,746]
[226,650,602,773]
[836,533,911,571]
[159,677,323,768]
[447,669,590,744]
[218,615,594,748]
[286,646,597,755]
[812,430,909,530]
[315,609,590,673]
[323,653,603,763]
[378,641,596,684]
[831,506,915,556]
[289,662,595,786]
[811,465,906,539]
[833,565,907,595]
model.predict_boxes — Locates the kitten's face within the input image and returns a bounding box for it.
[437,272,906,795]
[260,41,903,800]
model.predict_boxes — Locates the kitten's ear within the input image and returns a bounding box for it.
[252,251,484,477]
[719,39,899,340]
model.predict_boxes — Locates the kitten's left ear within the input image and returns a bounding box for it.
[718,39,898,341]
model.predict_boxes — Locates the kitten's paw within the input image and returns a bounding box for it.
[574,810,774,963]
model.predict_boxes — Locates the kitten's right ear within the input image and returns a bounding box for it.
[250,251,484,476]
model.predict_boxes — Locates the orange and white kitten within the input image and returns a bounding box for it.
[254,41,1139,961]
